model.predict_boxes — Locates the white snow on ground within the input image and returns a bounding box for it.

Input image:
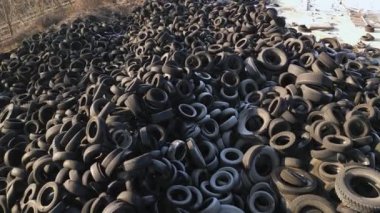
[274,0,380,49]
[343,0,380,12]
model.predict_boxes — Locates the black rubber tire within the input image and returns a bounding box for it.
[199,197,221,213]
[295,72,333,89]
[322,135,353,153]
[289,194,335,213]
[36,182,61,212]
[217,167,240,188]
[365,24,375,32]
[186,138,207,169]
[318,161,343,182]
[318,51,338,70]
[238,107,271,138]
[167,140,187,161]
[337,203,358,213]
[297,24,310,33]
[166,185,193,208]
[0,195,8,213]
[248,191,275,213]
[299,52,315,69]
[271,167,317,195]
[187,186,203,210]
[219,148,243,168]
[243,145,280,183]
[279,168,307,187]
[269,131,296,154]
[282,157,304,169]
[210,171,235,194]
[268,118,291,138]
[313,121,341,143]
[249,182,278,203]
[361,33,375,41]
[343,115,370,139]
[219,204,244,213]
[335,166,380,212]
[300,84,333,104]
[257,47,288,71]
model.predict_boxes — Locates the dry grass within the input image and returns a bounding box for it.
[0,7,69,52]
[0,11,66,52]
[0,0,141,52]
[37,10,67,29]
[73,0,115,11]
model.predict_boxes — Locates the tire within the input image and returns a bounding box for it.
[335,166,380,212]
[318,161,343,182]
[295,72,333,89]
[318,51,338,70]
[365,24,375,33]
[343,115,370,139]
[238,107,271,138]
[322,135,353,153]
[289,194,335,213]
[243,145,280,183]
[257,47,288,71]
[247,191,275,213]
[219,204,244,213]
[299,52,315,69]
[199,197,221,213]
[361,33,375,41]
[271,167,317,195]
[166,185,193,207]
[336,203,358,213]
[268,118,290,138]
[279,168,306,187]
[269,131,296,154]
[282,157,304,169]
[37,182,61,212]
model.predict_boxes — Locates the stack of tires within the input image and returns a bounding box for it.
[0,0,379,212]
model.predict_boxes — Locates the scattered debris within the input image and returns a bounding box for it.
[298,24,311,32]
[365,24,375,32]
[356,41,369,48]
[308,23,334,31]
[361,33,375,41]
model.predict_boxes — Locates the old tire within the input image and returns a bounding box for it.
[335,166,380,212]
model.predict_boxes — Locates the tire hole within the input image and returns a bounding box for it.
[350,176,380,198]
[246,116,263,132]
[255,154,272,176]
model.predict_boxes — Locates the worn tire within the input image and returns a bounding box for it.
[335,166,380,212]
[289,194,335,213]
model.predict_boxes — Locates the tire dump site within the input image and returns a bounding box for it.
[0,0,380,212]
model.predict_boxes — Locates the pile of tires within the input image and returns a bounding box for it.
[0,0,379,212]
